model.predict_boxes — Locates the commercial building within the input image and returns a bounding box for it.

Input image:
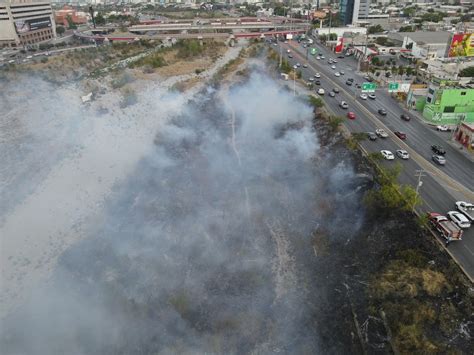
[54,5,87,27]
[339,0,370,25]
[420,86,474,125]
[0,0,56,48]
[388,31,452,59]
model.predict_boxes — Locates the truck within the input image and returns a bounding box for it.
[455,201,474,222]
[427,212,463,245]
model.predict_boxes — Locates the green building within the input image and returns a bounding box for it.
[421,86,474,125]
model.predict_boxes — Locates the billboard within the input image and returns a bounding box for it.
[448,33,474,57]
[14,17,52,34]
[335,37,344,53]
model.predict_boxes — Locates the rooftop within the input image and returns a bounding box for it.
[389,31,452,45]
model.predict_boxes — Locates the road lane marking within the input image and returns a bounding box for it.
[464,244,474,256]
[285,42,474,202]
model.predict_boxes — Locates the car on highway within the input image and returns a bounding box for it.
[318,88,325,95]
[338,55,345,59]
[432,154,446,165]
[347,111,356,119]
[316,56,321,60]
[394,131,407,140]
[447,211,471,229]
[368,93,376,99]
[355,83,361,88]
[340,70,345,75]
[315,80,321,85]
[320,55,325,59]
[347,78,354,82]
[333,59,338,63]
[339,101,348,109]
[400,114,411,121]
[293,65,298,69]
[333,88,340,93]
[360,93,368,100]
[287,49,291,53]
[364,75,373,82]
[378,109,387,116]
[345,80,353,85]
[375,129,388,138]
[396,150,410,159]
[367,132,377,141]
[456,201,474,222]
[329,91,336,97]
[296,63,301,67]
[308,77,314,82]
[335,72,341,77]
[381,150,395,160]
[303,63,308,68]
[314,73,321,78]
[288,54,293,58]
[331,65,336,69]
[436,125,451,132]
[431,145,446,155]
[328,59,333,64]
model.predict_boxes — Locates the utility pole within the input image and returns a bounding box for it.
[413,170,426,213]
[279,45,282,68]
[293,70,296,96]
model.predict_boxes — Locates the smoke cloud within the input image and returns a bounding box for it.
[0,68,364,354]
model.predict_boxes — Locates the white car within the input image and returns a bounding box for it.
[293,65,298,69]
[375,129,388,138]
[316,56,321,60]
[396,150,410,160]
[333,59,338,63]
[381,150,395,160]
[436,125,450,132]
[296,63,301,67]
[317,88,325,95]
[360,93,368,100]
[320,55,325,59]
[339,101,348,109]
[334,72,341,77]
[314,73,321,78]
[368,93,376,100]
[340,70,345,75]
[331,65,336,69]
[455,201,474,222]
[447,211,471,229]
[308,77,314,82]
[287,49,291,53]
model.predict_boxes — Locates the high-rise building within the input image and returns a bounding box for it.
[0,0,56,48]
[339,0,370,25]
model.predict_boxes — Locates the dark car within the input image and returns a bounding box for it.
[367,132,377,141]
[378,109,387,116]
[431,145,446,155]
[288,54,293,58]
[337,55,345,59]
[315,80,321,85]
[333,88,340,93]
[355,83,361,88]
[347,78,354,82]
[345,80,353,86]
[394,131,407,140]
[432,155,446,165]
[400,114,411,121]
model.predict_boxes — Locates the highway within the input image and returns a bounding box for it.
[270,40,474,280]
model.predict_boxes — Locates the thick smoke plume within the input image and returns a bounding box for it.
[0,69,363,354]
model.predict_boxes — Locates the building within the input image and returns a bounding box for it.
[420,86,474,125]
[388,31,452,59]
[0,0,56,47]
[339,0,370,25]
[54,6,87,27]
[416,57,474,85]
[454,122,474,151]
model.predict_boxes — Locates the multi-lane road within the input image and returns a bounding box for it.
[271,39,474,280]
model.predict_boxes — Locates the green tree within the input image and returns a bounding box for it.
[405,67,414,76]
[56,25,65,36]
[296,70,302,79]
[95,12,106,26]
[308,95,324,109]
[398,66,405,77]
[319,34,327,42]
[368,25,384,34]
[459,66,474,77]
[399,26,414,32]
[329,33,337,41]
[66,15,77,30]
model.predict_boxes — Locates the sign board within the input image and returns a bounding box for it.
[448,33,474,57]
[361,82,377,92]
[388,82,399,92]
[400,83,411,93]
[14,17,52,34]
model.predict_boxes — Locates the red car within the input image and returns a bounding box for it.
[347,111,356,119]
[394,131,407,139]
